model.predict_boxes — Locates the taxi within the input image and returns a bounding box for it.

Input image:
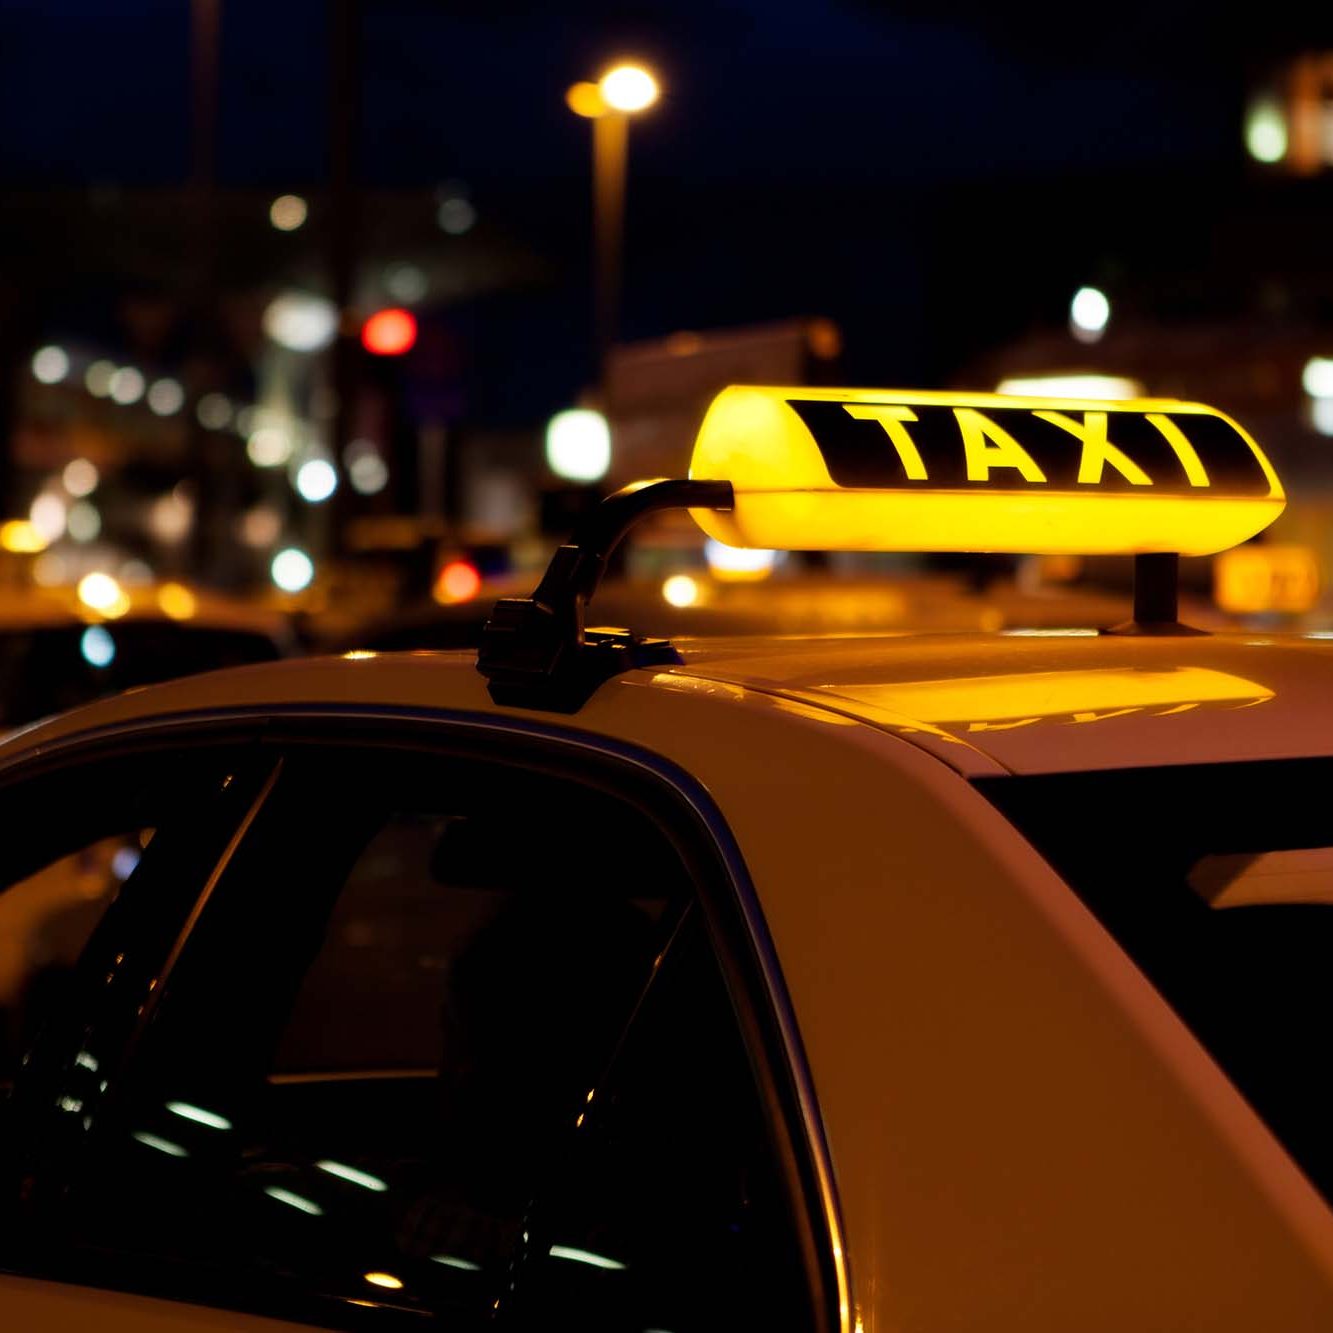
[0,387,1331,1333]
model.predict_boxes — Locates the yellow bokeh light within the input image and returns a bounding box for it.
[157,582,198,620]
[598,63,659,113]
[662,574,700,607]
[565,81,607,118]
[0,520,48,554]
[77,572,131,619]
[363,1272,404,1291]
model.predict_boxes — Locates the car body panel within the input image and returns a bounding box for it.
[0,1274,316,1331]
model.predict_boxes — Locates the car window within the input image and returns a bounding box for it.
[14,745,722,1329]
[0,745,269,1090]
[0,744,273,1222]
[983,757,1333,1210]
[509,907,817,1333]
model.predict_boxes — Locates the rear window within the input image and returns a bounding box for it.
[0,624,280,727]
[980,758,1333,1204]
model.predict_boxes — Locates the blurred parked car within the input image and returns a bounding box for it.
[0,581,294,730]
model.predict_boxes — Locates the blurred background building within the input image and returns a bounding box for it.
[3,1,1333,632]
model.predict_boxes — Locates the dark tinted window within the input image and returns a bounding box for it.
[24,749,693,1328]
[0,623,280,727]
[0,745,273,1223]
[983,758,1333,1206]
[511,909,816,1333]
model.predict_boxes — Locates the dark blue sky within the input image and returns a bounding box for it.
[3,1,1331,417]
[0,0,1272,189]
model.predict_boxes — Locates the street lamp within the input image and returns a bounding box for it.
[566,62,660,369]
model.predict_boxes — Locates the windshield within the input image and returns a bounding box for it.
[980,758,1333,1205]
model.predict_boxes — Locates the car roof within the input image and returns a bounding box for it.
[3,628,1331,782]
[669,630,1333,776]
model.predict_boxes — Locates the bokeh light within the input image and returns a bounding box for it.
[662,574,700,607]
[599,64,660,113]
[295,457,338,503]
[545,408,611,481]
[269,194,308,231]
[433,559,481,605]
[80,625,116,669]
[361,308,417,356]
[1245,98,1288,164]
[147,377,185,416]
[1069,286,1110,343]
[62,458,99,497]
[32,345,69,384]
[264,292,338,353]
[109,367,145,405]
[271,547,315,593]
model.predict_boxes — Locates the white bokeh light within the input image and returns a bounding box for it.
[147,377,185,416]
[109,367,146,405]
[62,458,99,497]
[545,408,611,482]
[263,292,338,353]
[1069,286,1110,343]
[32,346,69,384]
[271,547,314,593]
[295,458,338,503]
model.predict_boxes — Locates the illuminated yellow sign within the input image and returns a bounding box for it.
[1214,544,1319,615]
[824,667,1272,733]
[689,386,1284,556]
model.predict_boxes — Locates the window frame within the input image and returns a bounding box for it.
[0,706,845,1333]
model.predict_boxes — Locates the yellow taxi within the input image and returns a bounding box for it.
[1,387,1330,1333]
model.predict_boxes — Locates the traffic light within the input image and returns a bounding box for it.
[361,308,418,356]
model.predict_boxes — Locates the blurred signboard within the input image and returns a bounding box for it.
[1214,544,1320,615]
[601,317,841,485]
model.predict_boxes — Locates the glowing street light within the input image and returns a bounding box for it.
[599,64,659,113]
[565,59,661,365]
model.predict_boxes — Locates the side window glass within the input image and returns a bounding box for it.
[37,752,690,1329]
[0,747,273,1204]
[0,831,145,1079]
[514,910,817,1332]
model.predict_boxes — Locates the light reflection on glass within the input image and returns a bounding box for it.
[74,1050,99,1072]
[133,1131,188,1157]
[431,1254,481,1271]
[263,1186,323,1215]
[316,1159,388,1191]
[166,1100,232,1131]
[549,1244,626,1270]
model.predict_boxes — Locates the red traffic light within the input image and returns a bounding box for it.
[361,308,418,356]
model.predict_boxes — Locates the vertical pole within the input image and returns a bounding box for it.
[188,0,221,580]
[329,0,360,556]
[1133,552,1179,625]
[592,111,628,376]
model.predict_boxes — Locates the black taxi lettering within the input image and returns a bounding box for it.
[785,399,1267,496]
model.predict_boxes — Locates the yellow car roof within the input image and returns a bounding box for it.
[3,631,1331,781]
[668,631,1327,776]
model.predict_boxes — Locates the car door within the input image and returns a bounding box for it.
[0,718,838,1332]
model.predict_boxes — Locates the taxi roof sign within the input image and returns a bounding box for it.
[688,386,1284,557]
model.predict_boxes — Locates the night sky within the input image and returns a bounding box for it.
[4,1,1333,418]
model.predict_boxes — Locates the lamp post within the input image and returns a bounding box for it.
[566,63,660,373]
